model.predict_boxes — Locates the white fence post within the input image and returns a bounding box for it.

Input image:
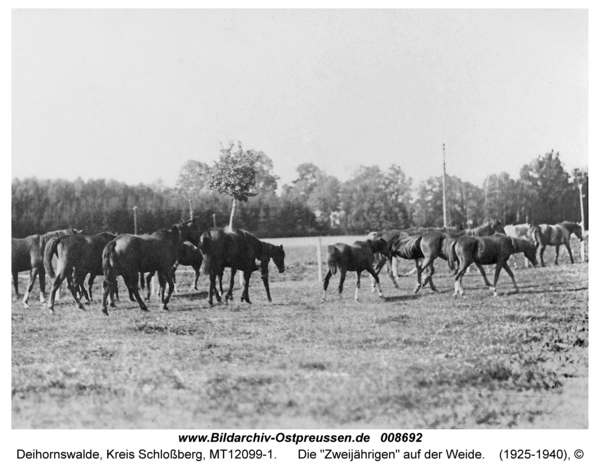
[317,238,322,282]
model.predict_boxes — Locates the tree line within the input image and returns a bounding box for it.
[11,148,587,239]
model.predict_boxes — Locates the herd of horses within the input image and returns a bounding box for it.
[11,217,583,313]
[323,219,584,300]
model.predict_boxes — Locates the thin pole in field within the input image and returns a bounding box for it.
[133,206,138,235]
[442,143,448,227]
[578,183,585,262]
[317,238,323,282]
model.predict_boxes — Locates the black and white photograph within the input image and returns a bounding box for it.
[8,4,594,467]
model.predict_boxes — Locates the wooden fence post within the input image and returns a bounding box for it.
[317,238,322,282]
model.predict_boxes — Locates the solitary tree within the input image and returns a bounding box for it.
[208,142,258,232]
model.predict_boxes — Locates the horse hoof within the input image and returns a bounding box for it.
[101,308,108,316]
[162,305,169,311]
[78,305,85,310]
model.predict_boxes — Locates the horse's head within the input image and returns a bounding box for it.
[271,244,286,273]
[567,222,584,241]
[523,240,538,267]
[492,219,506,235]
[369,237,387,254]
[178,218,200,246]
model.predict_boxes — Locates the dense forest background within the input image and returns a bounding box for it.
[12,150,587,238]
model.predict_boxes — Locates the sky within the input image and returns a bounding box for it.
[11,9,589,190]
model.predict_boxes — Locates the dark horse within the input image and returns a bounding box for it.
[528,221,583,267]
[255,240,286,302]
[141,240,204,300]
[214,237,286,303]
[43,232,117,312]
[12,228,81,307]
[322,238,387,302]
[101,219,199,314]
[371,224,464,287]
[199,228,285,305]
[453,234,538,297]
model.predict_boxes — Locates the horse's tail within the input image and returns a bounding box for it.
[199,233,212,276]
[446,238,458,271]
[43,236,61,279]
[327,245,340,275]
[102,240,119,281]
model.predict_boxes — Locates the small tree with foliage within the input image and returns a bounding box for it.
[208,142,258,231]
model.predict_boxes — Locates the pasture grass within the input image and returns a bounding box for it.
[12,242,588,429]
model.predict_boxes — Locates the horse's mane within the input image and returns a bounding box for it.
[561,221,581,232]
[39,229,79,246]
[461,219,502,237]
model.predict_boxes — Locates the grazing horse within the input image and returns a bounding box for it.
[12,228,81,307]
[528,221,583,266]
[255,241,286,302]
[453,234,538,297]
[43,232,117,312]
[322,238,387,302]
[209,237,286,303]
[101,219,199,314]
[199,228,263,306]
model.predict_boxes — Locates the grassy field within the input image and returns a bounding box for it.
[12,239,588,429]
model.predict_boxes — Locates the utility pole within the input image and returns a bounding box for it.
[442,143,448,227]
[578,183,585,262]
[133,206,138,235]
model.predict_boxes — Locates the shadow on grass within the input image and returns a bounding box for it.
[383,294,420,302]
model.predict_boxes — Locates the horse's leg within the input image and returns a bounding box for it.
[225,268,236,303]
[239,269,251,304]
[86,273,96,303]
[555,245,561,265]
[322,270,333,302]
[502,262,519,293]
[143,272,152,301]
[193,266,200,291]
[423,260,438,292]
[539,245,546,267]
[160,271,174,310]
[564,242,575,264]
[366,266,383,298]
[453,261,471,297]
[127,271,149,312]
[101,276,113,315]
[66,271,85,310]
[413,259,423,293]
[388,258,400,288]
[261,272,272,302]
[354,271,362,301]
[490,261,506,297]
[38,267,46,304]
[22,268,38,308]
[172,262,180,294]
[338,268,347,298]
[12,270,20,301]
[474,263,492,287]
